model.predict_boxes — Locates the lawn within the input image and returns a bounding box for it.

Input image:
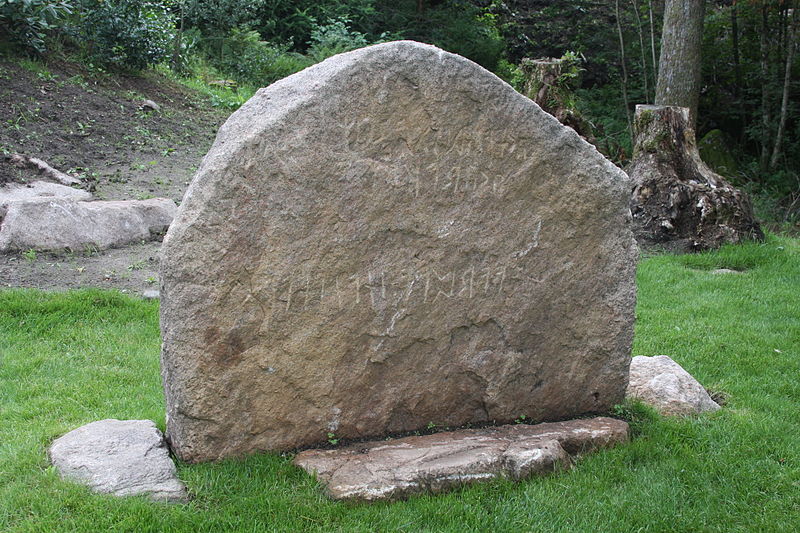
[1,235,798,532]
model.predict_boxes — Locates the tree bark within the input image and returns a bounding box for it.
[760,4,772,171]
[731,0,741,97]
[615,0,634,138]
[631,0,651,102]
[629,105,763,252]
[770,7,796,170]
[655,0,705,129]
[649,0,659,77]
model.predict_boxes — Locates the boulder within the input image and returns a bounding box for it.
[626,355,720,416]
[0,180,91,203]
[161,40,637,462]
[0,180,91,219]
[294,417,629,501]
[0,198,177,253]
[48,419,187,502]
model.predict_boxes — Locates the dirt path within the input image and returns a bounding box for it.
[0,57,230,295]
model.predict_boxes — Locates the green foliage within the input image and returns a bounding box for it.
[205,27,311,87]
[0,0,73,54]
[611,399,658,437]
[184,0,266,39]
[371,0,505,71]
[154,61,255,109]
[494,58,524,90]
[576,84,632,162]
[425,4,504,71]
[78,0,175,70]
[306,17,370,61]
[255,0,376,51]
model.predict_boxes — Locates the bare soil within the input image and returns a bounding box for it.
[0,56,229,295]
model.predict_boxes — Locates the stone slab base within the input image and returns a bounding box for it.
[294,417,628,502]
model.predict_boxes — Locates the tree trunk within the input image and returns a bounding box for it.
[615,0,634,138]
[655,0,705,129]
[629,105,763,252]
[520,58,597,145]
[631,0,651,102]
[770,7,796,170]
[649,0,659,78]
[731,0,741,97]
[760,4,772,171]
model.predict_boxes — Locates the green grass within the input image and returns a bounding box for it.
[1,236,798,532]
[152,63,256,111]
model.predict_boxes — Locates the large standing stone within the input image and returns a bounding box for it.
[48,419,188,502]
[160,41,637,462]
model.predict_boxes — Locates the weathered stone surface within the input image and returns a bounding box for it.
[0,180,91,220]
[711,268,742,275]
[161,40,637,462]
[143,289,160,299]
[626,355,720,416]
[0,198,176,253]
[294,417,629,501]
[48,419,188,502]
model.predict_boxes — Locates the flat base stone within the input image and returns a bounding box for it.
[49,419,188,503]
[294,417,628,501]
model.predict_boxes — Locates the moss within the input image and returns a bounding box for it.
[699,129,739,178]
[635,109,654,132]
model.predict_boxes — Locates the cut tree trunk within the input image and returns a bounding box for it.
[655,0,705,129]
[519,58,596,145]
[629,105,764,252]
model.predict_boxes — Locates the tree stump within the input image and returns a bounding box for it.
[629,105,763,252]
[519,58,596,144]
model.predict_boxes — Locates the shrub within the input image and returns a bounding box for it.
[208,27,312,87]
[78,0,174,70]
[306,17,372,61]
[0,0,74,54]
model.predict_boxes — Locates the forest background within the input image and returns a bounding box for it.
[0,0,797,229]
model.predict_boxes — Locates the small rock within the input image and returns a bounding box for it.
[626,355,720,416]
[711,268,742,274]
[49,419,187,502]
[294,417,628,502]
[140,99,160,113]
[142,289,160,300]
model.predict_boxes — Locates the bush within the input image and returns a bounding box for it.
[208,27,312,87]
[306,17,372,61]
[0,0,73,54]
[78,0,174,70]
